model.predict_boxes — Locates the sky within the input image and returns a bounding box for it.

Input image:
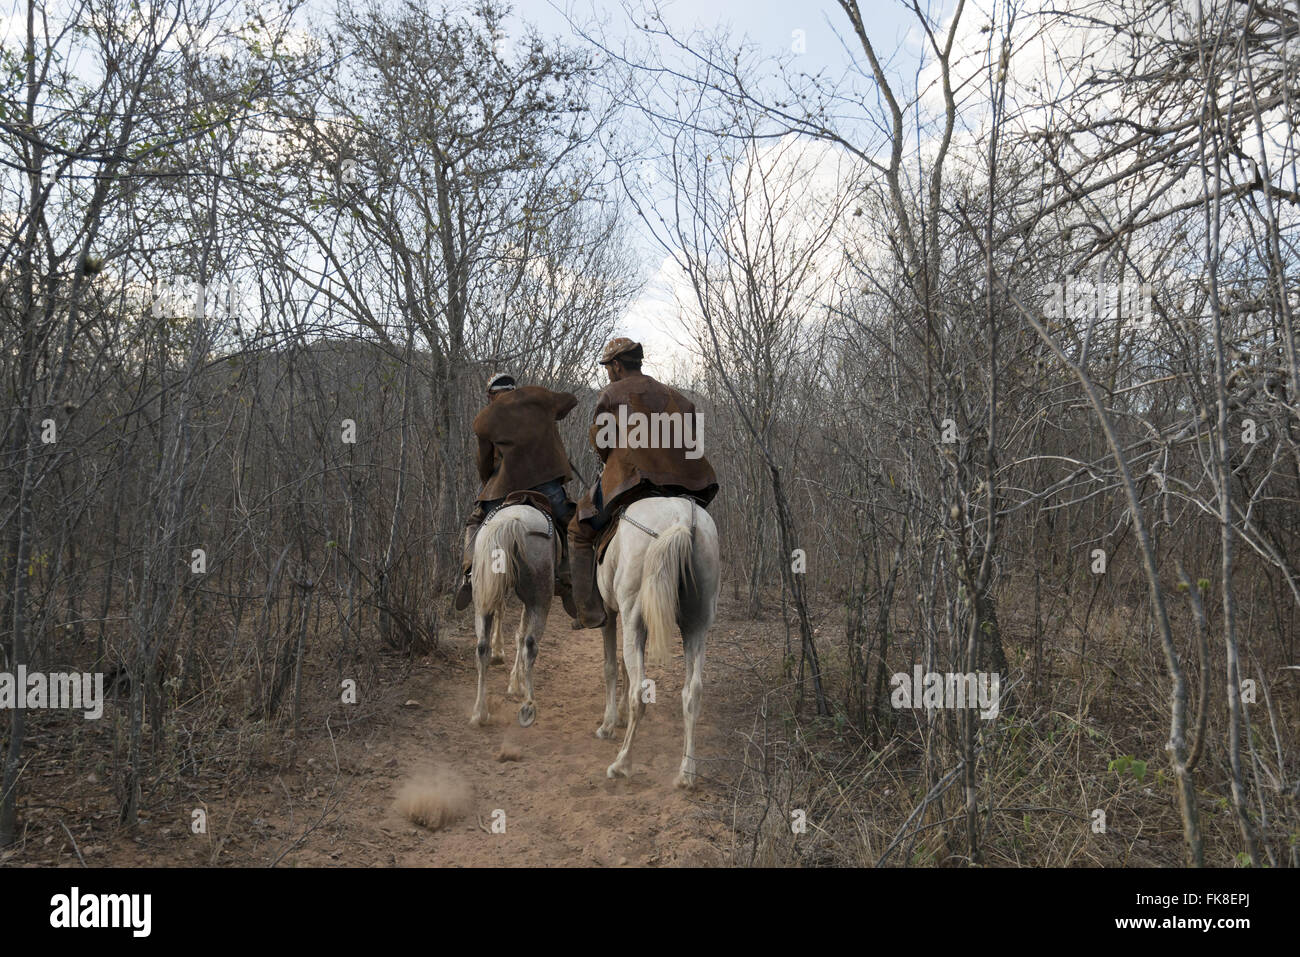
[502,0,1300,379]
[10,0,1288,379]
[0,0,958,376]
[503,0,956,374]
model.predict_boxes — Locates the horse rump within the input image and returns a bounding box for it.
[473,513,528,614]
[638,522,697,668]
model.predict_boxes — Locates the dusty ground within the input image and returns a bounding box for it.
[4,597,771,868]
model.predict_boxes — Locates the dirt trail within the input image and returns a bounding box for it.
[9,600,760,868]
[281,606,749,867]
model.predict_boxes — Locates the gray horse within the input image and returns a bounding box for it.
[469,504,555,728]
[595,496,720,787]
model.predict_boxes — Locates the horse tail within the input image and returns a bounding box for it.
[639,522,696,669]
[474,514,528,614]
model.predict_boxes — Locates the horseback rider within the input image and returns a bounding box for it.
[568,338,719,629]
[456,373,579,615]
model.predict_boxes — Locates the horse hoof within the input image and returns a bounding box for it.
[490,654,505,666]
[470,712,488,727]
[518,703,536,727]
[606,762,628,779]
[595,724,614,739]
[674,772,696,790]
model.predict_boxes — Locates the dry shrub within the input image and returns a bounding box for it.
[395,767,473,830]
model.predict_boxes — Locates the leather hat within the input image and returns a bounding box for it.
[598,337,643,365]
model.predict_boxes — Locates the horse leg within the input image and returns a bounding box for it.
[517,599,546,727]
[470,610,494,726]
[507,612,525,698]
[596,613,619,739]
[615,655,629,728]
[676,626,707,789]
[607,612,647,779]
[490,611,505,665]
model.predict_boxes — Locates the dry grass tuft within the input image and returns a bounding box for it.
[395,767,473,830]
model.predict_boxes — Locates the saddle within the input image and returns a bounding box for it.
[595,490,701,563]
[486,490,566,565]
[500,489,554,519]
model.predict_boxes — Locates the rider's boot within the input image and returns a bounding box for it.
[555,535,577,619]
[568,526,606,629]
[454,523,478,611]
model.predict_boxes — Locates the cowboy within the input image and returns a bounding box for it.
[456,373,579,614]
[568,338,719,628]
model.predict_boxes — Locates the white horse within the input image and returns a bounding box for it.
[469,504,556,728]
[595,496,719,787]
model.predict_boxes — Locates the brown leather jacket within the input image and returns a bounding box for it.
[578,372,718,519]
[473,386,578,501]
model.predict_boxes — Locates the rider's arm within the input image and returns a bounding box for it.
[588,388,614,463]
[476,434,496,482]
[553,390,578,420]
